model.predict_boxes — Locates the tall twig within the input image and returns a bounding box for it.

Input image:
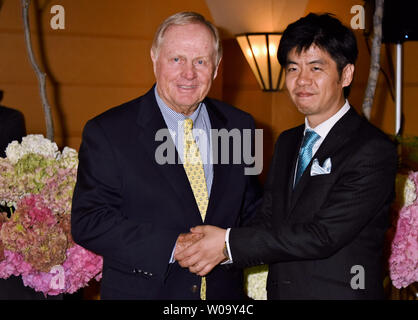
[21,0,54,141]
[362,0,384,120]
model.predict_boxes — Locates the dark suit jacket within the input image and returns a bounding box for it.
[71,86,261,299]
[0,106,26,157]
[0,106,32,299]
[230,107,397,299]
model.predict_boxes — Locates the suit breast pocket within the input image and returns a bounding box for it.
[308,172,335,185]
[292,176,335,219]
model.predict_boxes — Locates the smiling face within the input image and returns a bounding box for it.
[151,23,220,116]
[285,45,354,127]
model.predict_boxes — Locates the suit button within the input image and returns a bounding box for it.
[191,285,199,293]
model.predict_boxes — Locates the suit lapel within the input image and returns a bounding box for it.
[204,99,231,221]
[290,107,362,212]
[135,88,202,224]
[284,126,305,213]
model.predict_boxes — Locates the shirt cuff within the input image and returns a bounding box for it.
[221,228,233,264]
[169,242,176,264]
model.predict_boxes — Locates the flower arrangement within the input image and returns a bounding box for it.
[0,135,102,296]
[244,264,268,300]
[389,171,418,289]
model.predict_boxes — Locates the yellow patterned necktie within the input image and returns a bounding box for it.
[183,118,208,300]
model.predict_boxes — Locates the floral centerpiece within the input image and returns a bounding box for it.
[0,135,102,296]
[389,171,418,289]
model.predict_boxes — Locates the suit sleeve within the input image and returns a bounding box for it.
[237,114,263,226]
[71,119,178,278]
[229,135,397,267]
[0,109,26,157]
[240,135,282,229]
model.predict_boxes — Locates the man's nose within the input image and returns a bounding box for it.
[181,63,197,80]
[296,69,312,86]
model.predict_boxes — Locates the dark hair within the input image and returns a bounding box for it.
[277,13,358,96]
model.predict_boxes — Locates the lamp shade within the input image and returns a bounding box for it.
[236,33,284,91]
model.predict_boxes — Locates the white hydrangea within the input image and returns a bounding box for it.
[404,177,416,207]
[61,146,77,159]
[5,134,59,164]
[59,146,78,169]
[4,140,24,164]
[244,265,268,300]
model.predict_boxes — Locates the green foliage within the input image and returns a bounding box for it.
[392,135,418,171]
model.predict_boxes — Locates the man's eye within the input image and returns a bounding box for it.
[195,59,205,65]
[312,66,322,71]
[173,57,180,62]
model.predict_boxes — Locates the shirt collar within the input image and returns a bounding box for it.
[304,99,350,139]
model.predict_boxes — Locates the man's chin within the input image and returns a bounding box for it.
[170,100,201,115]
[295,104,315,116]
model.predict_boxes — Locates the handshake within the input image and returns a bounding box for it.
[173,225,228,276]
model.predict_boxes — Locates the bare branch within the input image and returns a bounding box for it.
[21,0,54,141]
[362,0,384,120]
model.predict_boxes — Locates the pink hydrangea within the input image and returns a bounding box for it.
[0,136,102,296]
[0,195,102,296]
[389,171,418,289]
[61,245,103,294]
[21,245,102,296]
[0,250,33,279]
[1,195,67,272]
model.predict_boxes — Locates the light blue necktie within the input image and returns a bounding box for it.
[294,129,320,187]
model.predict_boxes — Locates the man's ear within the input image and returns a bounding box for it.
[150,49,157,75]
[341,64,355,88]
[213,57,222,80]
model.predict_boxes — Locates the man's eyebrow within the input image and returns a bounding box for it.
[308,59,326,65]
[286,59,327,66]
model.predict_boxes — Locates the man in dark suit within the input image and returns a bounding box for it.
[71,12,261,300]
[0,97,26,157]
[0,96,40,299]
[175,13,397,300]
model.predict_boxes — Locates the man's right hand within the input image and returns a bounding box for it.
[174,232,203,257]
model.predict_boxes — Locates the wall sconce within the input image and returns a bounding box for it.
[236,33,284,91]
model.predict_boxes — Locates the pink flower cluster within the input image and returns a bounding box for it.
[22,245,102,296]
[0,194,103,295]
[389,171,418,289]
[1,195,67,272]
[0,137,102,296]
[0,246,102,296]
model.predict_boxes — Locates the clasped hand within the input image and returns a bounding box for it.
[174,225,227,276]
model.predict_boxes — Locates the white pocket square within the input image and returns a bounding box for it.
[311,158,332,176]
